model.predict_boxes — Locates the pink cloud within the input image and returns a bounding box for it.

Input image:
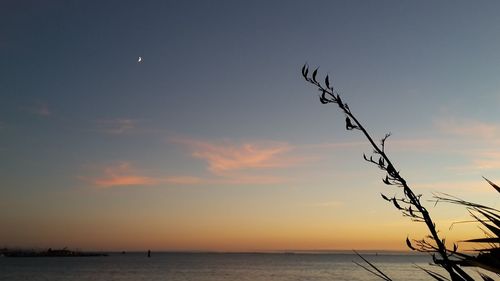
[84,162,157,188]
[172,138,301,174]
[169,137,309,185]
[435,118,498,139]
[415,180,494,193]
[467,151,500,171]
[81,157,291,188]
[430,118,500,171]
[441,146,500,172]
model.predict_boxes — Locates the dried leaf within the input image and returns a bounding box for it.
[378,157,384,167]
[319,91,329,104]
[406,237,416,250]
[312,68,318,82]
[392,198,403,210]
[345,117,353,130]
[383,176,390,185]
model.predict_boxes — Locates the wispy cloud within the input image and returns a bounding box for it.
[472,151,500,170]
[80,160,285,188]
[167,137,445,186]
[307,141,366,150]
[170,137,309,184]
[96,119,138,134]
[309,201,344,208]
[435,117,498,139]
[449,150,500,171]
[432,117,500,171]
[311,138,443,152]
[164,176,203,185]
[414,179,495,193]
[82,162,158,188]
[24,102,51,117]
[388,138,444,151]
[211,174,285,185]
[166,174,284,185]
[179,139,296,173]
[82,135,451,189]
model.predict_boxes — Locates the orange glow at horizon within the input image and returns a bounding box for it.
[2,207,483,252]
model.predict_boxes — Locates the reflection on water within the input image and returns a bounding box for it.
[0,252,462,281]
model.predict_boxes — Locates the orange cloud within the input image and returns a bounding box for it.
[86,162,157,188]
[169,138,308,184]
[173,138,297,174]
[81,161,285,188]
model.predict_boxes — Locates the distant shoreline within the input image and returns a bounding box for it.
[106,250,427,256]
[1,247,431,257]
[167,251,424,255]
[0,248,107,258]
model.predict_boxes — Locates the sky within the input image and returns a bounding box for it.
[1,0,500,252]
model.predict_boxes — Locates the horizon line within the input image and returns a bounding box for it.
[1,247,421,255]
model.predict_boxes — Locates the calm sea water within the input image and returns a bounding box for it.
[0,252,478,281]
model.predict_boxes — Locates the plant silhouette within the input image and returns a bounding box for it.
[301,65,499,281]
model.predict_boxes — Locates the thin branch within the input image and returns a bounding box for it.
[302,65,474,281]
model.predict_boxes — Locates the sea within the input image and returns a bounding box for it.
[0,252,484,281]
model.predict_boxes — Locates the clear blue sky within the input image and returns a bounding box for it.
[1,1,500,251]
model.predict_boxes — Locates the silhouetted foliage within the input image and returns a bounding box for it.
[302,65,499,280]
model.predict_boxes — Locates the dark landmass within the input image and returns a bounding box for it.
[0,247,108,257]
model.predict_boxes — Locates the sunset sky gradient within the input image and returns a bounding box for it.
[1,0,500,251]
